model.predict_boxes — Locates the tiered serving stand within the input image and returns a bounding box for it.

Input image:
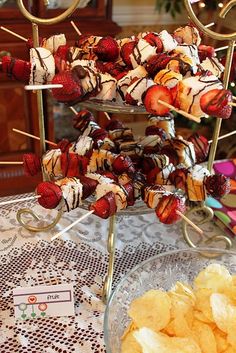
[13,0,236,303]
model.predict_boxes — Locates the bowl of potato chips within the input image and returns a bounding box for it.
[104,247,236,353]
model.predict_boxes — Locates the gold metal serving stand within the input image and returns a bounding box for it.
[15,0,236,303]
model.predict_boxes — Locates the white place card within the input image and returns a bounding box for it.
[13,283,75,320]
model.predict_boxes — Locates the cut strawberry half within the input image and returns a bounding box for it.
[36,181,62,209]
[23,153,41,177]
[79,175,98,199]
[89,191,117,219]
[146,167,161,184]
[51,71,84,105]
[61,152,88,177]
[143,85,173,116]
[122,182,135,206]
[120,40,137,68]
[169,168,189,192]
[98,171,118,183]
[200,88,232,119]
[146,53,172,78]
[57,139,72,152]
[73,110,96,130]
[143,33,163,52]
[112,155,135,175]
[145,126,167,141]
[106,119,124,131]
[93,36,119,62]
[198,45,215,62]
[187,133,209,163]
[155,194,186,224]
[205,174,231,198]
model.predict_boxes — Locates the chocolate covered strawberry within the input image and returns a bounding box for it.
[198,45,215,62]
[200,88,233,119]
[51,71,84,105]
[1,56,31,83]
[122,182,135,206]
[145,126,167,141]
[79,175,98,199]
[106,119,124,131]
[187,133,209,163]
[120,41,137,68]
[93,36,119,62]
[169,167,189,191]
[155,194,186,224]
[143,85,173,116]
[36,181,62,209]
[112,155,135,175]
[54,45,70,72]
[23,153,41,177]
[57,139,72,152]
[144,33,163,52]
[61,152,88,177]
[89,191,117,219]
[73,110,96,130]
[146,53,172,78]
[205,174,231,198]
[98,171,118,183]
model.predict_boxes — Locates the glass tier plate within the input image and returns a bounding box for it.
[79,100,148,114]
[80,198,153,216]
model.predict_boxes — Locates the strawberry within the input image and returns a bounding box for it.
[187,133,209,163]
[120,40,137,68]
[160,145,179,165]
[23,153,41,177]
[198,45,216,62]
[145,126,167,141]
[61,152,88,177]
[36,181,62,209]
[143,33,163,52]
[51,71,84,105]
[205,174,231,198]
[54,45,70,72]
[79,175,98,199]
[57,139,72,152]
[168,168,189,192]
[155,194,186,224]
[146,53,172,78]
[93,36,119,62]
[89,191,117,219]
[112,155,135,175]
[143,85,173,116]
[98,171,118,183]
[146,167,161,184]
[1,56,31,83]
[73,110,96,130]
[122,182,135,206]
[90,128,108,145]
[200,88,233,119]
[106,119,124,131]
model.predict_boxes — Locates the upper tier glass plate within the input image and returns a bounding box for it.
[79,100,149,114]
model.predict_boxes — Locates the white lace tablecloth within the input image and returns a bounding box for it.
[0,193,234,353]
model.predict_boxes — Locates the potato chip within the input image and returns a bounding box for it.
[194,264,232,292]
[195,288,214,322]
[213,327,228,353]
[172,313,192,338]
[210,293,236,333]
[192,319,217,353]
[121,330,142,353]
[121,321,137,341]
[194,310,213,324]
[133,327,202,353]
[128,289,171,332]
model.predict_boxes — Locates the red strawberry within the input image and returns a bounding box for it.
[146,53,172,78]
[122,182,135,206]
[36,181,62,209]
[57,139,72,152]
[146,167,161,184]
[112,155,135,175]
[143,85,173,116]
[145,126,167,141]
[169,168,189,191]
[90,128,108,144]
[54,45,70,72]
[23,153,41,177]
[1,56,31,83]
[200,88,233,119]
[93,36,119,62]
[120,41,137,68]
[61,152,88,177]
[98,171,118,183]
[51,71,84,105]
[155,194,186,224]
[160,145,179,165]
[73,110,96,130]
[89,191,117,219]
[143,33,163,52]
[205,174,231,198]
[198,45,216,62]
[106,119,124,131]
[187,133,209,163]
[79,175,98,199]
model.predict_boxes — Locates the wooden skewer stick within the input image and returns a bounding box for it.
[228,102,236,107]
[0,25,27,42]
[0,161,23,165]
[158,100,201,123]
[0,195,40,207]
[232,96,236,101]
[205,22,215,28]
[176,210,203,235]
[215,43,236,52]
[209,130,236,144]
[51,210,94,241]
[12,128,57,147]
[25,84,63,90]
[70,106,78,115]
[70,20,82,36]
[104,112,111,120]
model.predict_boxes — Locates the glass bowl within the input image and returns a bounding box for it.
[104,247,236,353]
